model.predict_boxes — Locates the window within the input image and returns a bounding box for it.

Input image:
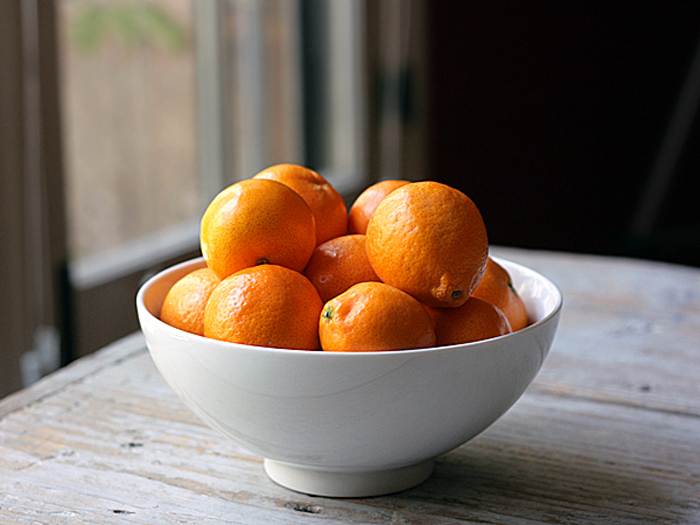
[1,0,426,394]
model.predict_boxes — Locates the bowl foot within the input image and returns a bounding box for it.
[263,458,435,498]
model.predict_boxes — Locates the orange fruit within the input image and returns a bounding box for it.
[203,264,323,350]
[200,178,316,280]
[303,234,381,303]
[319,281,436,352]
[160,267,220,336]
[426,297,512,346]
[365,181,489,308]
[254,163,347,246]
[348,179,410,234]
[472,257,529,331]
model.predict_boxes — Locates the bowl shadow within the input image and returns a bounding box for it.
[397,441,675,523]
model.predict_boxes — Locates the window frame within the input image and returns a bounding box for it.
[0,0,70,393]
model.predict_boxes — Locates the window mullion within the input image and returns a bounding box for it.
[194,0,232,200]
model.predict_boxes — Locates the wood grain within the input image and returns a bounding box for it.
[1,248,699,524]
[493,246,700,416]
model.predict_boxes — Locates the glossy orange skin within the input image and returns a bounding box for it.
[472,257,529,331]
[426,297,512,346]
[254,164,347,246]
[160,267,220,336]
[365,181,489,308]
[200,178,316,280]
[303,234,381,303]
[203,264,323,350]
[348,179,410,235]
[319,281,436,352]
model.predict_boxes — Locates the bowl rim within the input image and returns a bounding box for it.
[136,255,563,358]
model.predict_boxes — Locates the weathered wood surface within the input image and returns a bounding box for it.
[494,247,700,416]
[1,248,699,524]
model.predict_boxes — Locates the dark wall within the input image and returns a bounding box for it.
[425,2,700,267]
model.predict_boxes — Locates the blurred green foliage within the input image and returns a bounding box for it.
[69,1,187,54]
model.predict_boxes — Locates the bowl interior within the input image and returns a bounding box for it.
[494,256,561,327]
[138,255,562,351]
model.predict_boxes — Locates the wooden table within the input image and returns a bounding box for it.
[1,247,699,524]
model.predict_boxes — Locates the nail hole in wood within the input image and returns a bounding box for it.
[285,502,322,514]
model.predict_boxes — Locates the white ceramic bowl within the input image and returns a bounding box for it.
[136,256,562,497]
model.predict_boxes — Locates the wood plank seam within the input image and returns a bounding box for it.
[531,383,700,420]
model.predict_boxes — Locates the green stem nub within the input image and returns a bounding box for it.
[322,307,334,321]
[256,258,270,265]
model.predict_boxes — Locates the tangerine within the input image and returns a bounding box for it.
[319,281,436,352]
[203,264,323,350]
[303,234,381,303]
[200,178,316,280]
[365,181,489,308]
[254,163,347,246]
[472,257,529,331]
[426,297,512,346]
[348,179,410,234]
[160,267,220,336]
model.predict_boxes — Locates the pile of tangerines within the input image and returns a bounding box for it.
[160,164,529,351]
